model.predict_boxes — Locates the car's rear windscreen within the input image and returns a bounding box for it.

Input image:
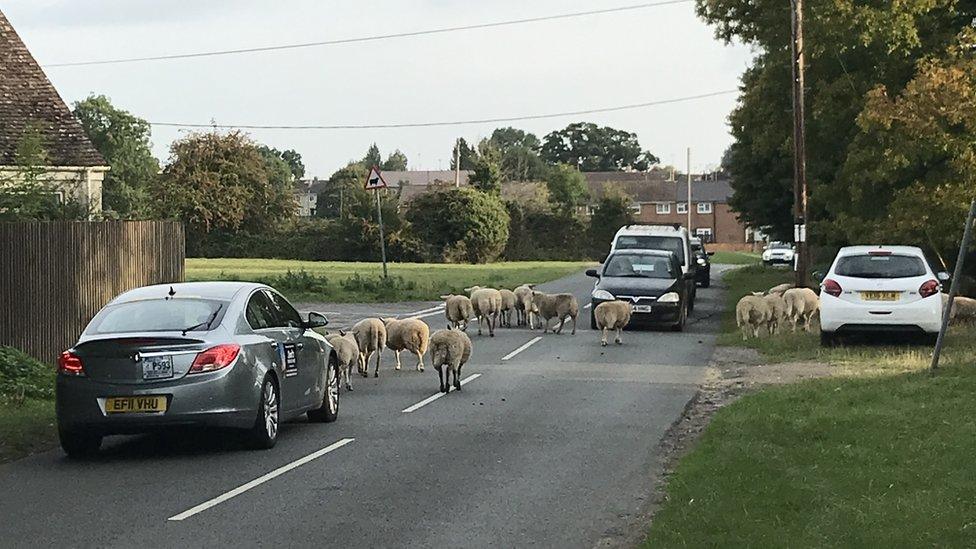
[614,235,685,265]
[834,254,927,279]
[603,253,675,279]
[85,298,229,334]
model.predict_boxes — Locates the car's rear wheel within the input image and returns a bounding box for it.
[59,427,102,458]
[308,356,339,423]
[247,376,279,449]
[820,330,837,347]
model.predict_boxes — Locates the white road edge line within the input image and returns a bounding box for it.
[404,304,445,317]
[501,336,543,361]
[583,303,592,309]
[401,373,482,413]
[167,438,355,522]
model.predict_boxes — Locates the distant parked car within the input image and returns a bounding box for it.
[762,241,795,266]
[690,237,713,288]
[55,282,339,458]
[586,249,690,331]
[819,246,948,345]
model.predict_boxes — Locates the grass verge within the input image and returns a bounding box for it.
[185,259,593,303]
[710,250,761,265]
[0,398,56,464]
[645,264,976,545]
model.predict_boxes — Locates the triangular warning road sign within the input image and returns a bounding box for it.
[364,166,388,190]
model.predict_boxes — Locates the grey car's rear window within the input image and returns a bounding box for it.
[614,235,685,265]
[834,254,927,279]
[604,253,675,279]
[85,299,228,334]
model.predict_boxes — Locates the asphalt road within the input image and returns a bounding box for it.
[0,267,729,548]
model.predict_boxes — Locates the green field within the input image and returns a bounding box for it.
[710,250,761,265]
[645,265,976,545]
[185,259,593,303]
[0,398,56,464]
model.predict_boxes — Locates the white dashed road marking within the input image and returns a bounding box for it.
[168,438,355,521]
[402,374,482,413]
[501,336,543,361]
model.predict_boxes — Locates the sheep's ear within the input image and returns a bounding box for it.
[440,294,452,299]
[339,329,346,336]
[528,284,536,289]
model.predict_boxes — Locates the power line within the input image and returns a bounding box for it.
[44,0,694,68]
[148,89,738,130]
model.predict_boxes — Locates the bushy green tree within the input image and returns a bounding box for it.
[72,94,160,218]
[450,138,478,170]
[540,122,659,171]
[588,191,635,258]
[469,142,502,194]
[257,145,305,181]
[0,126,89,220]
[154,131,294,233]
[406,187,510,263]
[545,164,589,213]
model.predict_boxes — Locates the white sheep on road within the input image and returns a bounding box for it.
[594,300,632,346]
[351,318,386,378]
[513,284,536,328]
[782,287,820,332]
[382,317,430,372]
[464,286,503,337]
[442,294,474,331]
[530,291,579,335]
[429,327,473,393]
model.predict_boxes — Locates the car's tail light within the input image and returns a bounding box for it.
[189,344,241,374]
[57,351,85,376]
[823,279,842,298]
[868,250,892,256]
[919,279,939,298]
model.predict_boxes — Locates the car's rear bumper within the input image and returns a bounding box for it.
[820,294,942,334]
[56,363,261,434]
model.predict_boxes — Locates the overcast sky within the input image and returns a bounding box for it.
[3,0,752,177]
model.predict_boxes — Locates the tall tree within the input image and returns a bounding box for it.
[257,145,305,181]
[540,122,659,172]
[363,143,382,168]
[450,137,478,170]
[382,149,408,171]
[154,131,294,234]
[72,94,160,218]
[545,164,589,213]
[469,141,502,194]
[489,127,547,181]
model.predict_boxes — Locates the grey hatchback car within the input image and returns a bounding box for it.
[56,281,340,458]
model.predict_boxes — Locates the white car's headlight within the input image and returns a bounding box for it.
[762,251,772,260]
[592,289,614,300]
[696,257,706,266]
[658,292,680,303]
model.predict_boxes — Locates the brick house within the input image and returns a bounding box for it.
[0,10,108,215]
[584,172,757,251]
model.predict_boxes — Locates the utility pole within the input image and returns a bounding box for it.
[790,0,810,287]
[686,148,692,234]
[454,137,461,187]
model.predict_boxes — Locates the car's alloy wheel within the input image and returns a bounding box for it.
[308,356,340,423]
[248,376,279,449]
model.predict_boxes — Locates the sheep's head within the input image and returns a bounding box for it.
[440,294,455,300]
[751,291,765,297]
[463,286,482,295]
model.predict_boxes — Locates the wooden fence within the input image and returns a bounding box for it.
[0,221,185,363]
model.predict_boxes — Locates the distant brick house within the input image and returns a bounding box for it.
[583,172,757,250]
[0,10,108,215]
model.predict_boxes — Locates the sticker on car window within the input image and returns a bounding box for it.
[633,264,656,271]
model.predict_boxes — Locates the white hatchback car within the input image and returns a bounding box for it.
[819,246,947,345]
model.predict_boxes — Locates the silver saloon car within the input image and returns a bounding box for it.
[56,281,340,458]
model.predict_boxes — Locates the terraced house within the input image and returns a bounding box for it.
[0,9,108,216]
[584,171,758,250]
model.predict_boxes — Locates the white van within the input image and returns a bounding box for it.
[609,224,698,309]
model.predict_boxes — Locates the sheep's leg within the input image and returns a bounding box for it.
[541,317,549,334]
[555,316,565,335]
[394,350,402,370]
[415,350,425,372]
[571,314,577,335]
[600,326,608,346]
[489,312,496,337]
[477,314,484,336]
[454,361,463,391]
[373,349,381,378]
[436,366,446,393]
[362,351,371,377]
[615,327,622,345]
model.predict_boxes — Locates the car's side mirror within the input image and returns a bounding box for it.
[585,269,599,278]
[938,271,950,282]
[305,312,329,329]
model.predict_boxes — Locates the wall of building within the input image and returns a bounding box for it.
[0,166,107,217]
[635,201,748,245]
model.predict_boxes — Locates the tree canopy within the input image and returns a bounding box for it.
[72,94,159,218]
[540,122,659,172]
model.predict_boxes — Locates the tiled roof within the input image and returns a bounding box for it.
[583,172,733,204]
[0,10,105,167]
[382,170,472,187]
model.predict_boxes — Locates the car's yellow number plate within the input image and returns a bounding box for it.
[105,396,167,414]
[861,291,900,302]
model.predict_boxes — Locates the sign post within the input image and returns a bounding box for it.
[365,166,389,278]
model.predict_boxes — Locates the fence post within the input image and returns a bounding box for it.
[931,199,976,371]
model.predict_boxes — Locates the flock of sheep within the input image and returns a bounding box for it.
[735,283,976,340]
[734,283,820,340]
[322,284,590,396]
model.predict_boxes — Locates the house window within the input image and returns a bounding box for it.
[629,203,641,214]
[697,202,713,214]
[696,228,713,242]
[655,203,671,215]
[676,202,688,214]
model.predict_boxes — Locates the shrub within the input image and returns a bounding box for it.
[406,187,510,263]
[0,346,55,401]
